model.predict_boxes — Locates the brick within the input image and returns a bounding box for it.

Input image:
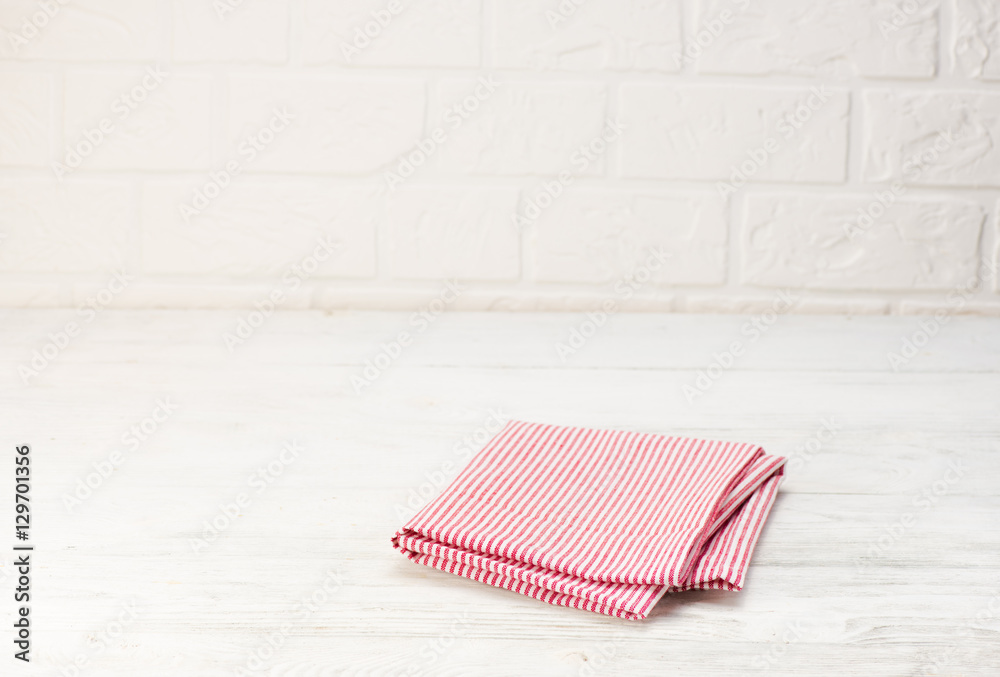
[172,0,288,63]
[770,298,890,315]
[620,84,849,183]
[430,80,609,177]
[862,89,1000,186]
[101,282,316,310]
[740,193,984,290]
[0,178,130,273]
[473,292,675,312]
[301,0,479,67]
[0,0,162,61]
[493,0,682,72]
[953,0,1000,80]
[995,199,1000,294]
[693,0,938,78]
[387,187,520,280]
[62,69,211,172]
[0,283,63,307]
[532,189,727,285]
[899,299,1000,316]
[0,71,50,167]
[227,75,424,174]
[140,180,378,278]
[679,293,809,314]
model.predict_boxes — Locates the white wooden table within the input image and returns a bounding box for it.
[1,310,998,676]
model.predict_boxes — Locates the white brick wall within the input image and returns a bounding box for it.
[0,0,998,314]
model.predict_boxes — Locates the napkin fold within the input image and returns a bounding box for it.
[392,420,786,620]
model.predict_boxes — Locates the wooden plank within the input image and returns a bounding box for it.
[2,310,999,372]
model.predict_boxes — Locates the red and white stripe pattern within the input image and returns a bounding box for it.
[392,420,786,620]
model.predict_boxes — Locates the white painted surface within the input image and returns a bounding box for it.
[0,1,998,313]
[1,310,998,675]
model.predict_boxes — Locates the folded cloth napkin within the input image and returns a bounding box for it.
[392,420,786,620]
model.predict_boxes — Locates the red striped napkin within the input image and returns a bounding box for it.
[392,420,786,620]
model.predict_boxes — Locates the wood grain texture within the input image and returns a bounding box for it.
[0,310,997,676]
